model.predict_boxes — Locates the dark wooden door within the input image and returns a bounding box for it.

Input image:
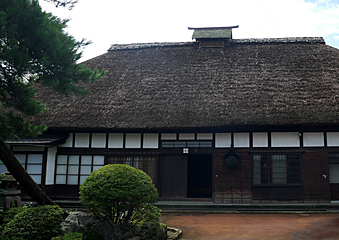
[159,155,187,198]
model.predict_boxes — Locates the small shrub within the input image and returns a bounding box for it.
[123,220,167,240]
[0,206,27,225]
[141,221,167,240]
[51,232,83,240]
[3,205,65,240]
[23,201,37,208]
[131,203,161,225]
[79,164,159,228]
[0,233,24,240]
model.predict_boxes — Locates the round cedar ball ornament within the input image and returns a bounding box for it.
[225,155,238,168]
[222,148,240,169]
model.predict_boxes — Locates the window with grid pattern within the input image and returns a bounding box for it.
[0,153,44,184]
[106,156,157,186]
[253,154,301,185]
[161,141,212,148]
[55,155,104,185]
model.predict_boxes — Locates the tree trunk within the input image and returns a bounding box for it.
[0,139,55,206]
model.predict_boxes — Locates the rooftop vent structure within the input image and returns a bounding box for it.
[188,26,239,48]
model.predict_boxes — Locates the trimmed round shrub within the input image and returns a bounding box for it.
[3,205,65,240]
[79,164,159,228]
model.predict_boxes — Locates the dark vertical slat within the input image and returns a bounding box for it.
[159,155,187,198]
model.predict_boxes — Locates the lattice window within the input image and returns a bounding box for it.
[55,155,105,185]
[13,153,43,184]
[0,153,44,184]
[253,154,301,185]
[106,156,158,186]
[161,141,212,148]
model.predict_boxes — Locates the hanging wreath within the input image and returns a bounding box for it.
[225,155,238,168]
[222,148,240,169]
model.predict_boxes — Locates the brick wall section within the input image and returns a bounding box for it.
[302,151,330,202]
[241,150,253,203]
[213,148,252,203]
[213,149,225,203]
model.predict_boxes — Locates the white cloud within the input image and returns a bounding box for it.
[39,0,339,61]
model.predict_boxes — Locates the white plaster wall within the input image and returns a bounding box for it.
[59,133,73,147]
[327,132,339,147]
[179,133,195,140]
[74,133,90,148]
[234,133,250,147]
[12,146,44,151]
[161,133,177,140]
[271,132,300,147]
[303,132,324,147]
[108,133,123,148]
[197,133,213,140]
[46,147,57,185]
[143,134,159,148]
[329,164,339,183]
[253,132,268,147]
[215,133,231,148]
[91,133,106,148]
[125,133,141,148]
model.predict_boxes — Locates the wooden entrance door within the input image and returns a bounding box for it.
[159,155,187,198]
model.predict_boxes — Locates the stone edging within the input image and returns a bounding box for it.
[167,227,182,240]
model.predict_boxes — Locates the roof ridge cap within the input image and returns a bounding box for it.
[107,37,325,51]
[108,42,195,51]
[233,37,325,44]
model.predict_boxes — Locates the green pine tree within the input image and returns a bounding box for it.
[0,0,106,205]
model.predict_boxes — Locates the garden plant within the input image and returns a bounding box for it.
[1,205,65,240]
[0,164,166,239]
[80,164,166,239]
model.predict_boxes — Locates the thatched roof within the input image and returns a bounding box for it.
[32,37,339,130]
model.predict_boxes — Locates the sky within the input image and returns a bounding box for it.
[39,0,339,62]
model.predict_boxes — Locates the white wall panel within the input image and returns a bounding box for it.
[74,133,90,148]
[46,147,57,185]
[303,132,324,147]
[215,133,231,148]
[197,133,213,140]
[126,133,141,148]
[327,132,339,147]
[161,133,177,140]
[108,133,123,148]
[91,133,106,148]
[234,133,250,147]
[271,132,300,147]
[60,133,73,147]
[330,164,339,183]
[179,133,195,140]
[253,132,268,147]
[143,134,159,148]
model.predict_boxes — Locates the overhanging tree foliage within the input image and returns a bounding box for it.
[0,0,105,205]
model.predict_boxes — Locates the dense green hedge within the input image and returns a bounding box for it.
[2,205,65,240]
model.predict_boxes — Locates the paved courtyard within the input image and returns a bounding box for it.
[160,213,339,239]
